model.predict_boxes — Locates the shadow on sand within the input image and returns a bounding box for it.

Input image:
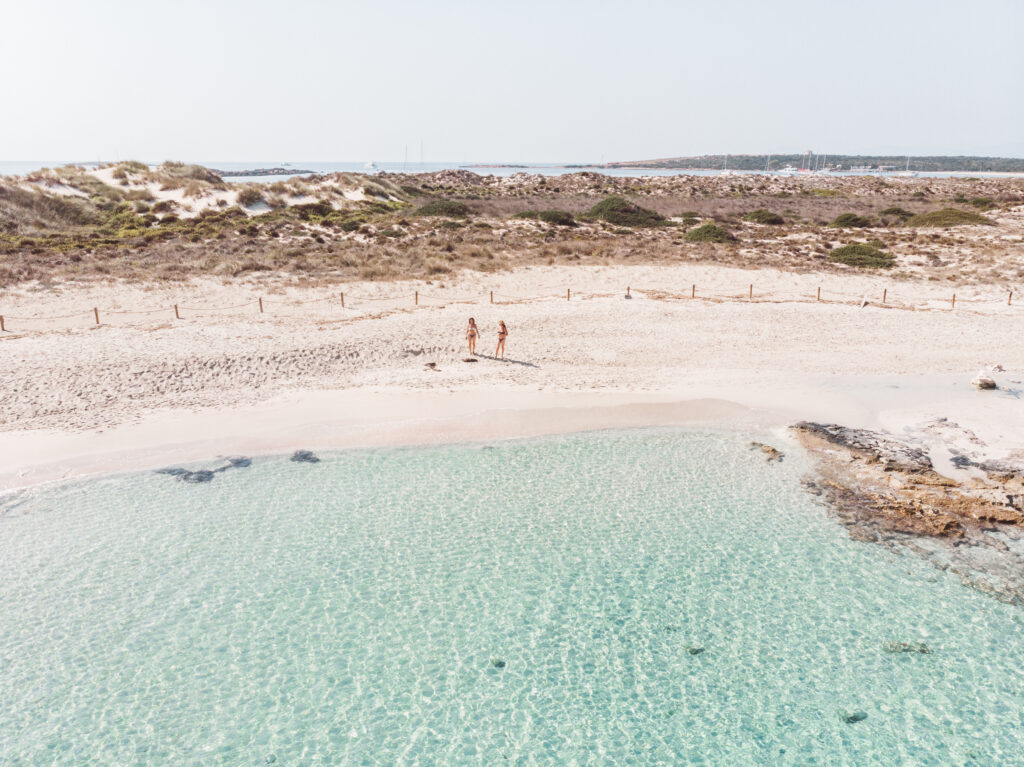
[471,353,539,368]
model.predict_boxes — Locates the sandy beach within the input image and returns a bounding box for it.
[3,264,1022,490]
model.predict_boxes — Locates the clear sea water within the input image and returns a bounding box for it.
[2,429,1024,766]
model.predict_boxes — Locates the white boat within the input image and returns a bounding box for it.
[364,161,378,170]
[895,156,918,177]
[776,165,799,176]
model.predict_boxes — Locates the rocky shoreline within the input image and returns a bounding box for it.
[795,421,1024,606]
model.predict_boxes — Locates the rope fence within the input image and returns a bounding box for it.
[0,285,1018,334]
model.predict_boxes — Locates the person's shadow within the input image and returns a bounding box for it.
[471,353,539,368]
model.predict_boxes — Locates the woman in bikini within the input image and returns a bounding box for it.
[496,320,508,359]
[466,317,479,355]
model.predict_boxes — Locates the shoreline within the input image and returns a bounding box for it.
[4,370,1021,493]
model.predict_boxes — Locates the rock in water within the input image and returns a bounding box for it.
[291,450,320,463]
[686,646,705,655]
[491,659,506,669]
[227,456,252,468]
[971,370,997,390]
[181,470,215,483]
[883,641,931,654]
[750,442,784,462]
[155,467,189,477]
[842,711,868,724]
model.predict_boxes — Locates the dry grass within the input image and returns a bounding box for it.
[2,167,1023,289]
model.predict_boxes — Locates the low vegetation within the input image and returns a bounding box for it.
[414,199,471,217]
[828,243,895,268]
[1,162,1021,287]
[684,223,736,243]
[830,213,873,228]
[903,208,993,227]
[743,209,784,225]
[587,195,665,227]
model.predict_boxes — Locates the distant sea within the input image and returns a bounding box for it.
[2,159,1020,182]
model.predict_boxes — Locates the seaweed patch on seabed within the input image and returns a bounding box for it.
[794,421,1024,607]
[155,456,253,484]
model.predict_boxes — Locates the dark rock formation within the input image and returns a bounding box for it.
[291,450,320,463]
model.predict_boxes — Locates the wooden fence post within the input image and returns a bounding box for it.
[0,315,4,332]
[258,297,263,313]
[691,284,695,298]
[817,286,821,302]
[174,304,180,319]
[951,293,956,309]
[749,284,753,300]
[415,291,418,305]
[626,286,631,298]
[1010,291,1014,306]
[490,290,493,304]
[882,289,887,304]
[567,288,571,301]
[341,292,345,308]
[93,307,99,325]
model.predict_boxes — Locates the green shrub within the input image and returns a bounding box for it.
[968,197,995,210]
[903,208,993,227]
[236,187,264,207]
[879,206,913,219]
[292,201,334,220]
[587,195,665,227]
[513,209,577,226]
[684,223,736,243]
[415,199,470,217]
[830,213,872,228]
[828,243,895,268]
[743,209,784,225]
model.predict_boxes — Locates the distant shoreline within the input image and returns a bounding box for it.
[214,167,316,178]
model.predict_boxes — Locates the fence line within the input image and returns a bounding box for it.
[0,285,1019,334]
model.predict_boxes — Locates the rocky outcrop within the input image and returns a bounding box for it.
[794,421,1024,606]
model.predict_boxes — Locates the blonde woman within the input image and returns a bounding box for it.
[496,320,508,359]
[466,317,480,355]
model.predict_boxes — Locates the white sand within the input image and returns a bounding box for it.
[2,265,1022,491]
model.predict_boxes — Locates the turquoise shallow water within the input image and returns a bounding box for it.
[2,429,1024,765]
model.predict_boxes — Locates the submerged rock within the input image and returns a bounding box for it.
[227,456,252,468]
[181,470,215,483]
[686,646,705,655]
[291,450,320,463]
[491,659,506,669]
[155,467,189,477]
[841,711,868,724]
[750,442,784,462]
[883,641,931,654]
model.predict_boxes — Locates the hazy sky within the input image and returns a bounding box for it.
[2,0,1022,162]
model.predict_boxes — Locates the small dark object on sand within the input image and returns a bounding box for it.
[291,450,320,463]
[842,711,868,724]
[462,358,478,363]
[425,362,439,371]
